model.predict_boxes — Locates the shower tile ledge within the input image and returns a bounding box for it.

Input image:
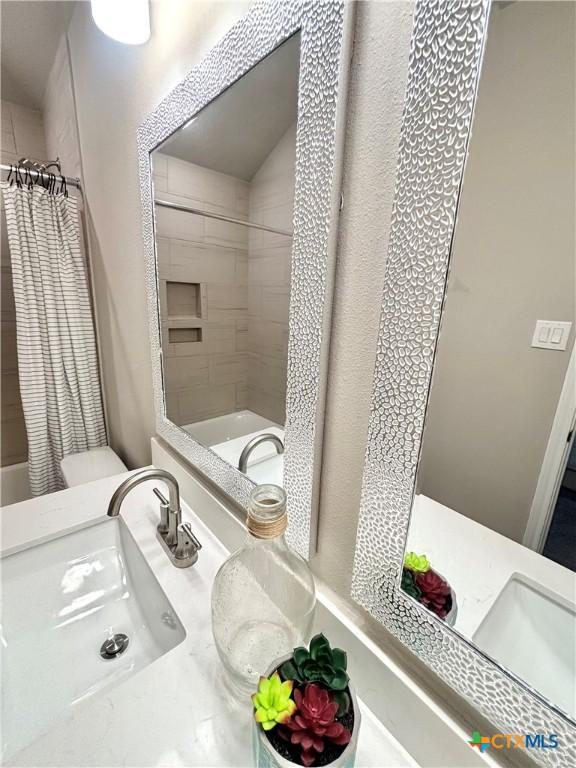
[1,470,415,768]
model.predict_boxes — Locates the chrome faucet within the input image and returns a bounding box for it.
[238,433,284,474]
[107,468,201,568]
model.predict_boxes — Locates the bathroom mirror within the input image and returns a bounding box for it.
[404,0,575,719]
[139,1,352,558]
[152,35,297,482]
[352,0,576,758]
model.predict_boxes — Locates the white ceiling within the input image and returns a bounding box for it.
[157,33,300,181]
[1,0,76,109]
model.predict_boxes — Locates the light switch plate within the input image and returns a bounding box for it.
[531,320,572,351]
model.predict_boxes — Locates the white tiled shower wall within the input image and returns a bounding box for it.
[247,123,295,424]
[154,154,250,425]
[154,123,295,428]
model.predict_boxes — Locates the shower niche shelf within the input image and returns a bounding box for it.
[168,327,203,344]
[166,281,201,318]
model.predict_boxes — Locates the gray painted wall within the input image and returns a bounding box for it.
[312,1,414,596]
[417,0,575,543]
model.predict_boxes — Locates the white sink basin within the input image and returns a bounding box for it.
[473,573,575,718]
[1,517,185,760]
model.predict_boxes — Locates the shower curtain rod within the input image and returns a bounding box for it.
[154,197,293,237]
[0,163,82,190]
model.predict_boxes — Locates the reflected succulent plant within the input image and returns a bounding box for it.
[416,569,452,619]
[280,633,349,692]
[401,567,422,600]
[403,551,430,573]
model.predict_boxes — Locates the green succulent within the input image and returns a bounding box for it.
[403,551,430,573]
[252,672,296,731]
[280,633,349,693]
[401,567,422,600]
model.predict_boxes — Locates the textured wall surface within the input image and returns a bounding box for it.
[0,100,47,467]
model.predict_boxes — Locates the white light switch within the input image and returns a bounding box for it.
[538,326,551,343]
[550,327,563,344]
[532,320,572,351]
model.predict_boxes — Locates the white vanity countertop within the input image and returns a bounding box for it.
[1,470,416,768]
[407,494,575,638]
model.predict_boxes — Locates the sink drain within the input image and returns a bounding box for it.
[100,633,129,660]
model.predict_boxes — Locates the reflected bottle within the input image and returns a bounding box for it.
[211,484,316,695]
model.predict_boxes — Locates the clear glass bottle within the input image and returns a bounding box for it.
[211,484,316,694]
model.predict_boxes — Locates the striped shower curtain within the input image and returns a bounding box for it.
[1,183,106,495]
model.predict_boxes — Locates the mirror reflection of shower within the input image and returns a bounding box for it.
[152,34,300,486]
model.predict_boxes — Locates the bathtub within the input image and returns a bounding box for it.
[182,410,279,445]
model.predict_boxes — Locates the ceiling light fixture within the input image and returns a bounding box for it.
[91,0,150,45]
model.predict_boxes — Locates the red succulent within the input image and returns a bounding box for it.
[279,683,351,767]
[416,569,451,619]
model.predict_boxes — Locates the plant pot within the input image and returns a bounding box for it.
[430,568,457,627]
[252,654,361,768]
[445,587,458,627]
[402,566,457,626]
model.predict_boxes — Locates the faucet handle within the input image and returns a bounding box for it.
[153,487,169,534]
[174,522,202,566]
[153,487,168,505]
[181,522,202,551]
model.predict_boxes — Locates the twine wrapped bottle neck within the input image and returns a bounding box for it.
[246,511,287,539]
[246,483,287,540]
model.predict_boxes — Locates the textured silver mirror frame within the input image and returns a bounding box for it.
[138,1,354,559]
[350,0,576,762]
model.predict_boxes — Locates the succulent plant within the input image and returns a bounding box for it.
[280,633,349,692]
[252,672,297,731]
[403,551,430,573]
[401,567,422,600]
[416,569,452,620]
[279,684,351,767]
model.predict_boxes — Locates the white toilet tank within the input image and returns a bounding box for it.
[60,447,128,488]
